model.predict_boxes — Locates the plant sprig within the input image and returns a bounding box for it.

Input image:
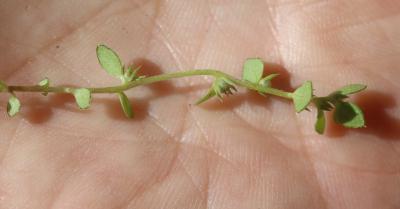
[0,44,367,134]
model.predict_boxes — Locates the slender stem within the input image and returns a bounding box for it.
[7,69,292,99]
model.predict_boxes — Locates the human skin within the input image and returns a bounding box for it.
[0,0,400,208]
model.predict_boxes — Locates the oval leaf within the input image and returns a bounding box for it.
[292,81,313,112]
[7,95,21,117]
[73,88,91,109]
[333,102,365,128]
[338,84,367,95]
[118,92,134,118]
[315,109,326,134]
[96,45,123,77]
[38,77,49,87]
[242,58,264,83]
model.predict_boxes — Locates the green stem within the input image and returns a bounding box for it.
[7,69,292,99]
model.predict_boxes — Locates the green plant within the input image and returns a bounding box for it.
[0,45,367,134]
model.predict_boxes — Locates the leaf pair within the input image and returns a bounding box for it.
[96,45,134,118]
[242,58,314,113]
[314,84,367,134]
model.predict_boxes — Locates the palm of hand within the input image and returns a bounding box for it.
[1,1,399,208]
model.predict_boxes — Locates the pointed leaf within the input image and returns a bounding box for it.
[314,97,334,111]
[259,73,279,87]
[7,95,21,117]
[96,45,123,77]
[195,88,216,105]
[242,58,264,83]
[333,102,365,128]
[292,81,313,112]
[118,92,134,118]
[213,77,237,97]
[123,66,141,83]
[337,84,367,95]
[315,109,326,134]
[73,88,91,109]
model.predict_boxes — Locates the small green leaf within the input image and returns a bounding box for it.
[337,84,367,95]
[118,92,134,118]
[7,95,21,117]
[315,109,326,134]
[292,81,313,113]
[96,44,123,77]
[38,77,49,87]
[73,88,91,109]
[243,58,264,83]
[38,77,50,96]
[333,102,365,128]
[195,88,217,105]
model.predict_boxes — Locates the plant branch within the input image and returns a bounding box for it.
[7,69,293,99]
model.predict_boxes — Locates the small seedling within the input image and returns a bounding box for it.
[0,45,367,134]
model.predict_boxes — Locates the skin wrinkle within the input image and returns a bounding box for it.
[360,63,400,89]
[132,0,191,70]
[0,119,24,167]
[203,1,240,44]
[122,149,181,209]
[153,23,187,70]
[86,139,181,209]
[266,0,327,8]
[176,154,207,202]
[389,141,400,160]
[264,0,286,64]
[297,0,329,9]
[204,152,211,209]
[42,51,95,86]
[307,149,400,175]
[189,4,213,69]
[187,108,238,168]
[231,108,298,153]
[295,118,330,209]
[316,12,400,34]
[47,141,98,209]
[377,19,400,46]
[1,0,115,81]
[0,35,37,50]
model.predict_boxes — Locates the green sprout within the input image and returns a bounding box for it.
[0,44,367,134]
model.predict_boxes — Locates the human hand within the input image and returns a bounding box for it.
[1,1,399,208]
